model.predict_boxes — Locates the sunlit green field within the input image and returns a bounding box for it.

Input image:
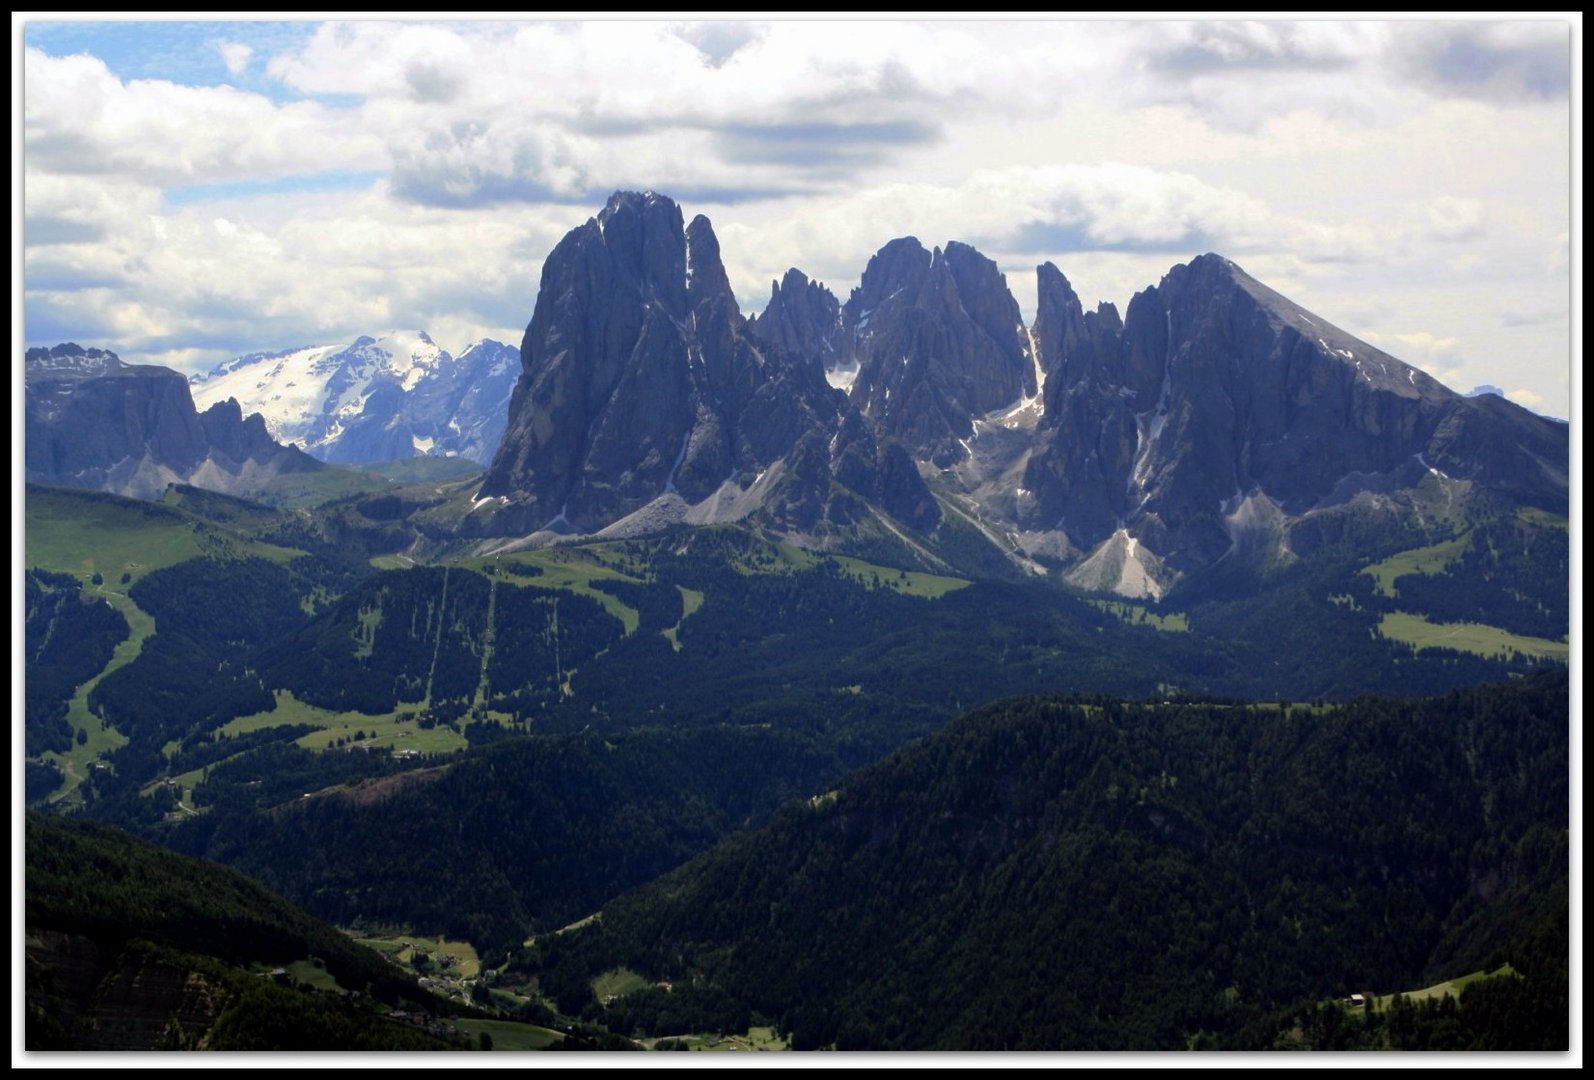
[1370,964,1518,1010]
[454,1018,565,1050]
[1091,600,1189,632]
[591,967,653,1001]
[217,689,472,754]
[829,555,970,598]
[460,549,645,634]
[356,933,482,979]
[1378,612,1568,662]
[27,487,300,583]
[1360,534,1471,599]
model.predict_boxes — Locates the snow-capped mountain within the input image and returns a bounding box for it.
[189,332,518,465]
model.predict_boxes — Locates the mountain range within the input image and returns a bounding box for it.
[21,190,1569,1052]
[189,332,518,466]
[22,189,1570,595]
[462,191,1566,597]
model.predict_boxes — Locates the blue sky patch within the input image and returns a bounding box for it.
[163,171,384,207]
[23,20,341,104]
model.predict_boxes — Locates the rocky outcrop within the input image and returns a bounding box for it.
[449,196,1566,588]
[24,343,320,500]
[748,268,843,368]
[1021,254,1569,569]
[840,239,1035,466]
[1019,263,1132,546]
[478,191,938,539]
[197,398,293,463]
[25,931,236,1050]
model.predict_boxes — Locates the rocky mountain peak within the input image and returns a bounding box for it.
[685,213,735,313]
[478,192,936,540]
[850,236,931,316]
[1018,251,1567,576]
[748,268,843,368]
[841,236,1034,465]
[1033,262,1086,385]
[25,342,127,382]
[587,189,690,318]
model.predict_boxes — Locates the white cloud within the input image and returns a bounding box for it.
[218,42,253,76]
[706,163,1383,322]
[20,19,1573,417]
[1122,21,1402,131]
[26,180,582,367]
[1394,20,1572,103]
[1384,330,1461,362]
[1548,231,1569,274]
[24,48,382,184]
[24,169,161,245]
[1426,196,1486,242]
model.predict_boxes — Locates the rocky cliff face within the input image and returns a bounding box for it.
[1016,262,1131,548]
[475,198,1565,592]
[25,343,320,500]
[754,239,1037,465]
[748,268,843,369]
[26,931,235,1050]
[838,239,1035,466]
[478,191,938,539]
[1019,255,1569,571]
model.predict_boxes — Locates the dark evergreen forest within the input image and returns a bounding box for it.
[528,674,1568,1050]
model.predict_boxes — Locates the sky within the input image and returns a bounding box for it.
[14,15,1580,418]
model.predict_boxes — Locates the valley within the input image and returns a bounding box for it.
[22,472,1567,1055]
[21,189,1570,1053]
[20,9,1580,1055]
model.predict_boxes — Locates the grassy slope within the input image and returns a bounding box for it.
[26,487,307,804]
[26,486,302,581]
[24,490,309,802]
[1092,600,1190,633]
[454,1018,565,1050]
[220,689,471,753]
[156,684,473,806]
[1360,507,1569,663]
[830,555,970,598]
[1377,612,1568,663]
[1370,964,1518,1010]
[356,934,482,978]
[661,586,705,652]
[1361,534,1471,599]
[461,550,644,634]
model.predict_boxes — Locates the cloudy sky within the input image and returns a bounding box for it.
[17,16,1577,417]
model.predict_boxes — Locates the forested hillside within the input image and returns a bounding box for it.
[528,673,1568,1050]
[157,726,849,954]
[25,814,465,1050]
[25,482,1568,1055]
